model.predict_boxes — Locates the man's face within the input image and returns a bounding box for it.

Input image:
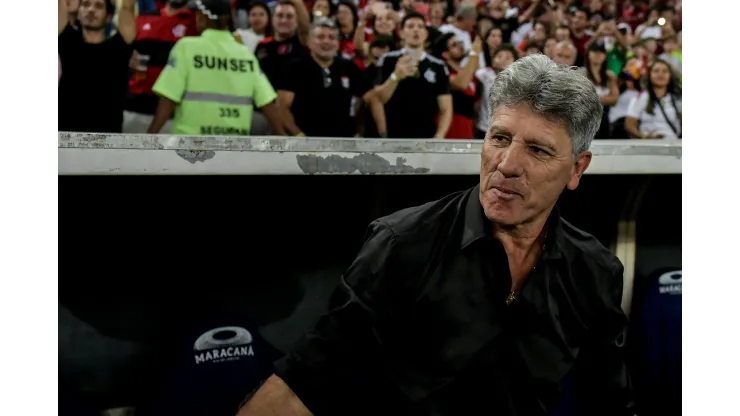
[309,27,339,60]
[553,44,576,66]
[480,104,591,227]
[274,4,298,37]
[402,17,427,48]
[78,0,107,30]
[570,11,588,31]
[446,36,466,61]
[555,27,570,42]
[461,13,477,32]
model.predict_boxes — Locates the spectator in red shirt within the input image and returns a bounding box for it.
[335,1,359,62]
[432,33,482,139]
[569,5,592,66]
[124,0,197,134]
[352,5,399,70]
[255,0,310,90]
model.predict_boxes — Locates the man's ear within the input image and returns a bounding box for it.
[566,151,592,191]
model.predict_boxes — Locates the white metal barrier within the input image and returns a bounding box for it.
[58,133,681,176]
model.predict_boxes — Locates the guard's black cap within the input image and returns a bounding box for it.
[194,0,232,19]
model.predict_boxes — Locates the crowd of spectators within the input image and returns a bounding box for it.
[58,0,683,140]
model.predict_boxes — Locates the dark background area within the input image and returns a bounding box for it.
[59,174,681,411]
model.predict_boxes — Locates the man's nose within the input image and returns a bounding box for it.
[496,141,525,178]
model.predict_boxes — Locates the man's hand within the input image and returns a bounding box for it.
[362,8,375,23]
[67,0,80,13]
[129,50,142,71]
[472,36,483,54]
[237,374,313,416]
[393,55,417,81]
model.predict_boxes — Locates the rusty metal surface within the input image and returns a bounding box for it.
[58,133,682,175]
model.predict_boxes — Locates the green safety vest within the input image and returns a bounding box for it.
[153,29,276,136]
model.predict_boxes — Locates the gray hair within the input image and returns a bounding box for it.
[488,54,602,156]
[310,17,338,34]
[456,6,477,20]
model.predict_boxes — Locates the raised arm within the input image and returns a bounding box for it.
[58,0,69,34]
[117,0,136,44]
[292,0,311,46]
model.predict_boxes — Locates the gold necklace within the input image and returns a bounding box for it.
[506,227,548,307]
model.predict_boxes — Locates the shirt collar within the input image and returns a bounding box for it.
[461,184,564,260]
[400,48,427,61]
[202,29,235,41]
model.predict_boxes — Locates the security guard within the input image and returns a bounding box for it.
[148,0,286,136]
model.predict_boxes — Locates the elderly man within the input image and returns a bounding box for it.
[238,55,635,416]
[553,40,578,66]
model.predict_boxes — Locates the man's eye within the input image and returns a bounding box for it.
[492,135,509,142]
[529,146,548,155]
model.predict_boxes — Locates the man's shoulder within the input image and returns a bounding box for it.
[377,49,404,67]
[374,188,472,243]
[559,217,623,277]
[424,54,447,70]
[335,56,359,71]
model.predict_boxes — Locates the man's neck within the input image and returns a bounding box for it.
[493,210,552,261]
[82,29,106,44]
[447,59,462,73]
[572,28,585,37]
[311,53,333,68]
[275,32,296,42]
[404,45,423,53]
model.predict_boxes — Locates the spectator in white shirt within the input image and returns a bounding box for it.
[634,6,662,41]
[439,6,477,52]
[474,43,518,139]
[234,0,273,51]
[625,59,682,139]
[609,67,642,139]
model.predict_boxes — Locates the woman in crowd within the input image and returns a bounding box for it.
[517,21,548,54]
[480,26,503,68]
[311,0,331,19]
[234,0,272,51]
[582,41,619,139]
[609,65,642,139]
[429,3,446,28]
[474,43,518,139]
[625,59,682,139]
[476,15,493,39]
[335,1,359,61]
[353,6,399,69]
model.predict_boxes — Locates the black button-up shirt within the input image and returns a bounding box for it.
[276,185,635,416]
